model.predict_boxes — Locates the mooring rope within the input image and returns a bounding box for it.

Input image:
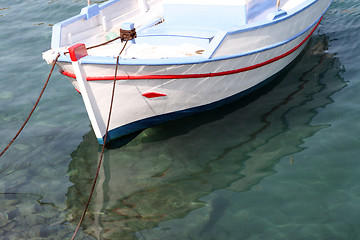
[0,19,130,238]
[0,53,61,158]
[0,32,126,159]
[87,36,122,50]
[71,39,129,240]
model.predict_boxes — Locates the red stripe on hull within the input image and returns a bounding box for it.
[142,92,167,98]
[61,18,322,81]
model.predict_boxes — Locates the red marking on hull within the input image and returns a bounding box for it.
[142,92,167,98]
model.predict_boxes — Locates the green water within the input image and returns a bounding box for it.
[0,0,360,239]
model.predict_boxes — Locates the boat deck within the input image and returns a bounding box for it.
[48,0,315,62]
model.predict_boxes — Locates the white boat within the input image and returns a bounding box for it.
[43,0,333,145]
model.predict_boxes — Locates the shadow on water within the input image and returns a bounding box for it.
[66,34,346,239]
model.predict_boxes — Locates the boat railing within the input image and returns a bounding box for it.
[51,0,161,49]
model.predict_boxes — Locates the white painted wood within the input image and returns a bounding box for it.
[71,59,105,140]
[47,0,333,142]
[138,0,149,12]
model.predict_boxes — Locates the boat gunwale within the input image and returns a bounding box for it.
[58,14,324,68]
[55,0,332,66]
[60,16,321,81]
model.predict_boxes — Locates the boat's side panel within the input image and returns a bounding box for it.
[76,21,317,143]
[213,0,332,58]
[103,45,308,143]
[55,0,332,144]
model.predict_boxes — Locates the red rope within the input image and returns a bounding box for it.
[71,40,129,240]
[0,53,61,158]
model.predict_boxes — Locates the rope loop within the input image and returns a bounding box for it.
[120,28,137,42]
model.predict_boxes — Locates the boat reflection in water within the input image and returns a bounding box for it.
[66,35,345,239]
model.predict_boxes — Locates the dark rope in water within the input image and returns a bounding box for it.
[0,23,129,237]
[0,32,124,159]
[71,40,129,240]
[0,53,61,158]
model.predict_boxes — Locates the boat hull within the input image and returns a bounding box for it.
[54,0,332,144]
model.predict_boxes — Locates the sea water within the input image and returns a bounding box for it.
[0,0,359,239]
